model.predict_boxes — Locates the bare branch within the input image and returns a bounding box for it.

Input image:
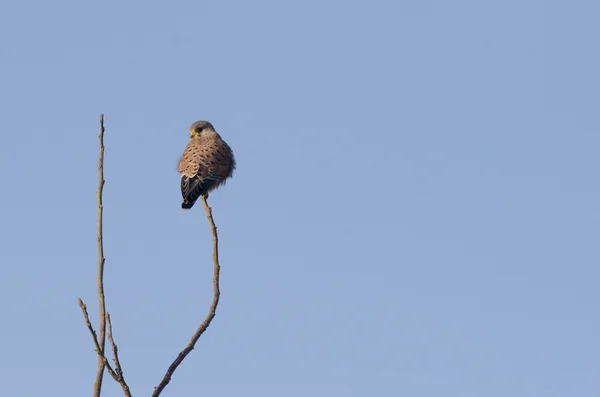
[78,300,133,397]
[79,114,132,396]
[152,194,222,397]
[94,113,107,396]
[106,312,132,395]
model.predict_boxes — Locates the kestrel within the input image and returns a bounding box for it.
[178,121,235,209]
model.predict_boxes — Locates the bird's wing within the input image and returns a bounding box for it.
[181,174,218,204]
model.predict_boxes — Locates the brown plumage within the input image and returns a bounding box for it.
[178,121,235,209]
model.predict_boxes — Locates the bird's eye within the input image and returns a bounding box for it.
[195,128,203,133]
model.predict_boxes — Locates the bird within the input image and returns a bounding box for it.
[178,120,235,209]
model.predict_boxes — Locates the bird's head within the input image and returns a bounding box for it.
[189,120,215,138]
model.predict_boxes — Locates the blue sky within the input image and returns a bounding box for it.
[1,0,599,396]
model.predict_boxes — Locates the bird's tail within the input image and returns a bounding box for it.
[181,200,194,210]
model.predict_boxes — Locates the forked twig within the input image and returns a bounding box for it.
[78,300,132,397]
[79,114,132,396]
[152,194,222,397]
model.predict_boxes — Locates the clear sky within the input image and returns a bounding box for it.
[0,0,598,396]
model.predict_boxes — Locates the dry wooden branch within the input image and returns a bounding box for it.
[78,300,132,397]
[79,114,132,396]
[152,194,222,397]
[106,313,123,380]
[94,113,107,396]
[106,312,131,395]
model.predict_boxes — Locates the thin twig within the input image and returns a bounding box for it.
[79,114,132,396]
[78,299,133,397]
[94,114,107,397]
[152,194,222,397]
[106,312,132,395]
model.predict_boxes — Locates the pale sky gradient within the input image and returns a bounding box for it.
[1,1,599,396]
